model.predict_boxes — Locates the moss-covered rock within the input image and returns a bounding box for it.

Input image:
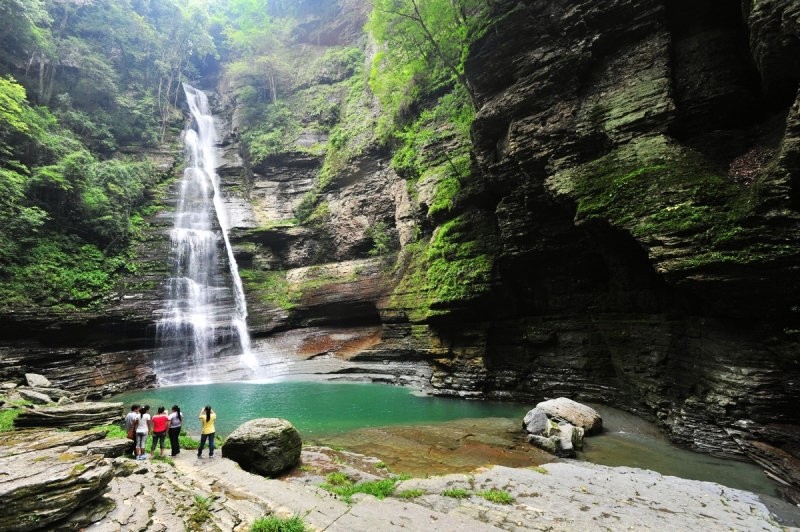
[546,135,797,274]
[390,211,497,322]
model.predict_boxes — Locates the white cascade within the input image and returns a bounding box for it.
[156,84,256,382]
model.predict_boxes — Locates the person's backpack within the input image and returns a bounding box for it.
[127,415,138,440]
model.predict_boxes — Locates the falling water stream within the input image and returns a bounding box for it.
[156,84,255,382]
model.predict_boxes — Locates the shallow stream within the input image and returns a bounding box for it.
[110,381,779,496]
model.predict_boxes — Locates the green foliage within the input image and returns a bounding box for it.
[366,0,488,135]
[251,515,308,532]
[242,102,299,164]
[477,489,514,504]
[94,424,127,439]
[389,86,473,216]
[178,431,200,450]
[189,495,213,528]
[0,237,115,308]
[0,410,20,432]
[320,472,401,503]
[324,472,350,486]
[239,269,295,310]
[442,487,471,499]
[426,215,496,304]
[316,71,377,188]
[151,455,176,467]
[367,221,393,256]
[390,212,497,321]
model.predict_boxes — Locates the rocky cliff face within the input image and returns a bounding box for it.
[1,0,798,501]
[225,0,800,497]
[455,0,800,496]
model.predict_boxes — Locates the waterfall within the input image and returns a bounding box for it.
[156,84,256,383]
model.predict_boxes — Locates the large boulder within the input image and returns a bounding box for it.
[536,398,603,435]
[222,418,302,476]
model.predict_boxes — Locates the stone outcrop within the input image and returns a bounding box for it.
[416,0,800,492]
[0,429,114,531]
[222,418,303,476]
[14,402,123,431]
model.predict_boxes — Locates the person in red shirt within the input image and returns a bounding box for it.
[150,406,170,457]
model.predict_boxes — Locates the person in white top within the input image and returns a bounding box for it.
[135,404,151,460]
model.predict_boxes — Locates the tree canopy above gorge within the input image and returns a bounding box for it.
[0,0,490,311]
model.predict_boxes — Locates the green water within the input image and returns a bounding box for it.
[109,381,528,438]
[109,382,780,497]
[580,405,780,497]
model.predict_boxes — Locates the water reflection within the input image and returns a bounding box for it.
[581,404,778,497]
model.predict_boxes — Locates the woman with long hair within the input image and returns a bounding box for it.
[168,404,182,456]
[150,406,169,456]
[197,405,216,459]
[135,405,151,460]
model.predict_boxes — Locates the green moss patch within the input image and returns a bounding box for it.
[391,212,497,321]
[239,269,295,311]
[547,135,795,272]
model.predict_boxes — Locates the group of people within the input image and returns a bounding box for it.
[124,403,217,460]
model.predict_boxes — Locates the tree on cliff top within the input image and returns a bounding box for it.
[367,0,491,135]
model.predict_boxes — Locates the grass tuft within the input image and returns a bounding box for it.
[478,488,514,504]
[320,472,401,503]
[442,487,471,499]
[251,514,308,532]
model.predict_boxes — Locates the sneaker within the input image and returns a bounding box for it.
[197,454,202,459]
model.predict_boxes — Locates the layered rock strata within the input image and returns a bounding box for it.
[450,0,800,496]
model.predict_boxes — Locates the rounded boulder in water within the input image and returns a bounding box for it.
[222,418,302,476]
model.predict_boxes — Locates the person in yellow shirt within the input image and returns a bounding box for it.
[197,405,217,458]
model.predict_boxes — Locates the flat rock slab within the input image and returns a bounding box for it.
[18,389,52,405]
[0,428,106,458]
[0,431,114,531]
[397,462,784,531]
[14,401,123,430]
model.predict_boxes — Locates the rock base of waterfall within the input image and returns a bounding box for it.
[222,418,302,476]
[523,398,602,457]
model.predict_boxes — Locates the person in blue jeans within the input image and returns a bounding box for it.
[197,405,216,458]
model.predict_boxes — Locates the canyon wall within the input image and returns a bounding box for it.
[0,0,798,498]
[227,0,800,495]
